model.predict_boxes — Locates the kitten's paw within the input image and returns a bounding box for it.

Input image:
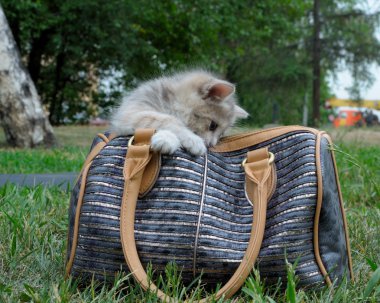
[181,133,207,156]
[151,130,181,154]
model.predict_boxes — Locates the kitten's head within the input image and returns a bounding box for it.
[167,70,249,147]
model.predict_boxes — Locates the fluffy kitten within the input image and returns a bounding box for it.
[111,70,248,155]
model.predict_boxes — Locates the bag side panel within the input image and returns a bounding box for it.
[66,134,107,266]
[70,136,129,279]
[319,137,351,283]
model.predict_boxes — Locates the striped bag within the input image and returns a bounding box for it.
[66,126,353,301]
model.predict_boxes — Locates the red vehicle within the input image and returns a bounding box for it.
[333,109,365,127]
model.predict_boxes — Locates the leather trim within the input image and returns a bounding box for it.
[106,132,118,141]
[65,161,92,277]
[245,148,277,204]
[212,125,319,152]
[104,130,160,197]
[131,129,161,197]
[322,134,354,282]
[75,141,106,183]
[139,152,160,197]
[97,133,109,143]
[314,131,332,286]
[133,128,155,144]
[66,139,108,276]
[120,145,274,302]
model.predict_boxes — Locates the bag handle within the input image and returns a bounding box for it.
[120,129,275,302]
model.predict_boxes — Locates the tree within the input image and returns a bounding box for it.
[311,0,380,125]
[226,1,314,125]
[312,0,322,125]
[2,0,379,127]
[2,0,132,125]
[0,4,55,148]
[232,0,380,126]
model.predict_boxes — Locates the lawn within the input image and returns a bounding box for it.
[0,126,107,174]
[0,126,379,302]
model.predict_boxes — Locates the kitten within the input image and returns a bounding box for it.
[110,70,248,155]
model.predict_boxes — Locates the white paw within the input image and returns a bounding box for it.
[180,132,207,156]
[151,130,181,154]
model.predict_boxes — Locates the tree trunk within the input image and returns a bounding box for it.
[0,5,56,147]
[312,0,321,126]
[49,51,65,125]
[28,30,50,84]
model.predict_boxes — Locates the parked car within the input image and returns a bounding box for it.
[333,109,365,127]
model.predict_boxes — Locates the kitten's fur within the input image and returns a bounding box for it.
[111,70,248,155]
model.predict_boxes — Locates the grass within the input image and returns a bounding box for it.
[0,146,88,174]
[0,126,106,174]
[0,126,379,302]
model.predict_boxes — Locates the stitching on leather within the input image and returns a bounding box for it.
[267,163,277,202]
[140,155,158,195]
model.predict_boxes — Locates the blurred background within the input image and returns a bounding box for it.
[0,0,379,147]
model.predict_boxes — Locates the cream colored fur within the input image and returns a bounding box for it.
[111,70,248,155]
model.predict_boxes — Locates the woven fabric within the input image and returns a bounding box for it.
[67,130,349,288]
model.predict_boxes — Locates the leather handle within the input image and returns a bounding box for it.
[120,134,275,302]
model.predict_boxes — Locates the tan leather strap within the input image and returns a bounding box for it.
[97,132,110,143]
[74,140,107,184]
[212,126,319,152]
[120,134,275,302]
[125,129,161,197]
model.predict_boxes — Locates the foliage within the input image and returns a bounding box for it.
[318,0,380,99]
[2,0,132,124]
[1,0,379,126]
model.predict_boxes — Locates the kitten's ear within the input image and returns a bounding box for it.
[235,105,249,119]
[205,81,235,101]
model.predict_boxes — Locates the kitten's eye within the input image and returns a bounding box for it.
[209,121,218,131]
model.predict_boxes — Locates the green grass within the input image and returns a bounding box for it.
[0,126,379,302]
[0,126,107,174]
[0,146,87,174]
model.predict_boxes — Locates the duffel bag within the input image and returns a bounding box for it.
[65,126,353,301]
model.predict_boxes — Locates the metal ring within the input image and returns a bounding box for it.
[241,152,275,167]
[128,136,135,147]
